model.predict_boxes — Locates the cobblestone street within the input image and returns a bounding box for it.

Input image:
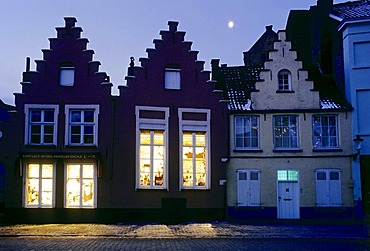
[0,222,368,250]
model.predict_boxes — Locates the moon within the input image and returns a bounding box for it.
[228,21,234,28]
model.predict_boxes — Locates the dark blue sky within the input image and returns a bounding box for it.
[0,0,348,105]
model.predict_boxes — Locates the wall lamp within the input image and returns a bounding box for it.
[353,135,364,161]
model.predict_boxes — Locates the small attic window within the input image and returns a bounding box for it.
[60,64,75,86]
[164,66,181,90]
[277,70,291,91]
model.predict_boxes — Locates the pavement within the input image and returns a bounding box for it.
[0,222,368,240]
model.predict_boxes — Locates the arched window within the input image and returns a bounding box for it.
[278,70,291,91]
[59,63,75,86]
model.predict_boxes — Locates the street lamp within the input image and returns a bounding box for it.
[353,135,364,161]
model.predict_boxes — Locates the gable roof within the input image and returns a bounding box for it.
[332,0,370,20]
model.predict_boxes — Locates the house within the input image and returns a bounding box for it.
[286,0,370,218]
[3,17,113,223]
[211,28,354,221]
[115,21,228,223]
[331,0,370,217]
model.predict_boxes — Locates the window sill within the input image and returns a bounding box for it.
[234,148,263,153]
[65,145,98,149]
[25,144,57,149]
[313,148,342,152]
[276,90,295,93]
[273,148,302,153]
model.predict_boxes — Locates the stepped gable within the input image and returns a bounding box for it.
[17,17,110,104]
[124,21,210,87]
[332,0,370,20]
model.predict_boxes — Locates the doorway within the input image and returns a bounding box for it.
[277,170,300,219]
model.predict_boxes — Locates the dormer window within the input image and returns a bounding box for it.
[60,64,75,86]
[164,67,181,90]
[277,70,291,91]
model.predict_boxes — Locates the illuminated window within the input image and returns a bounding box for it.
[312,115,338,149]
[182,131,207,188]
[179,108,210,190]
[277,170,299,181]
[278,70,291,91]
[164,67,181,90]
[274,115,299,149]
[136,106,169,189]
[65,164,95,208]
[65,105,99,146]
[234,116,259,149]
[25,163,54,208]
[60,65,75,86]
[25,104,59,145]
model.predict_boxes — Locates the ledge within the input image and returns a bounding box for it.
[273,148,303,153]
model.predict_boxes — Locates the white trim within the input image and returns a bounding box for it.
[64,105,100,146]
[23,161,56,208]
[178,108,211,190]
[24,104,59,146]
[135,106,169,190]
[64,162,97,208]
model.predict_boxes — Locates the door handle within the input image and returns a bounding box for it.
[283,198,292,201]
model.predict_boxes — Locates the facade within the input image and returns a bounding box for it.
[1,19,227,224]
[212,30,354,221]
[115,21,228,223]
[4,17,113,223]
[287,0,370,218]
[331,0,370,216]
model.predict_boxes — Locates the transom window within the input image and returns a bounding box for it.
[65,164,96,208]
[25,105,59,145]
[278,70,291,91]
[234,116,259,149]
[65,105,99,146]
[277,170,299,181]
[274,115,299,149]
[164,67,181,90]
[25,163,54,208]
[312,115,338,149]
[60,64,75,86]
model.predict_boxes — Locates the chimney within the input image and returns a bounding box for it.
[25,57,30,72]
[168,21,179,32]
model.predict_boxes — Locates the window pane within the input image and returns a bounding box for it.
[153,131,164,145]
[42,164,53,178]
[83,165,94,179]
[330,172,340,180]
[68,165,80,178]
[82,179,94,206]
[277,170,287,181]
[71,111,81,122]
[44,110,54,122]
[317,172,326,180]
[183,132,193,146]
[239,172,248,180]
[60,68,74,86]
[30,110,41,122]
[84,111,94,122]
[140,130,151,145]
[27,178,39,205]
[164,70,180,90]
[250,171,259,180]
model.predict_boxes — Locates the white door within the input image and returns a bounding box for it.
[277,181,300,219]
[237,170,260,207]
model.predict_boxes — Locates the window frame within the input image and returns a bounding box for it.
[24,104,59,146]
[64,163,97,208]
[179,108,211,190]
[234,115,260,150]
[277,69,291,91]
[23,162,56,208]
[273,115,299,150]
[64,105,99,146]
[312,115,339,150]
[164,67,181,90]
[136,106,169,190]
[59,64,75,86]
